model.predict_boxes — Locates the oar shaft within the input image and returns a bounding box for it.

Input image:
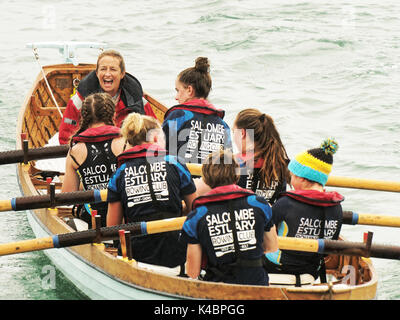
[0,237,55,256]
[0,145,69,165]
[326,176,400,193]
[343,211,400,228]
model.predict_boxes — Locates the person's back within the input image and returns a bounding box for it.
[62,93,124,228]
[264,138,343,280]
[182,150,278,286]
[162,57,231,164]
[232,109,290,205]
[107,113,197,268]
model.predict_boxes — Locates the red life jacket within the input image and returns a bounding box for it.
[72,125,121,144]
[164,99,225,119]
[282,189,344,207]
[193,184,254,209]
[116,143,167,168]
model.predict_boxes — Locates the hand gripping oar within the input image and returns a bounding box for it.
[0,217,400,260]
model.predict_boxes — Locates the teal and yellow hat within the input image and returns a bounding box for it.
[288,138,339,186]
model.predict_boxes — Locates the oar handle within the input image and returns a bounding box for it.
[0,145,69,165]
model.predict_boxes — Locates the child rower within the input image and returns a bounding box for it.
[264,139,344,282]
[162,57,232,165]
[181,149,278,286]
[106,113,197,268]
[62,93,125,228]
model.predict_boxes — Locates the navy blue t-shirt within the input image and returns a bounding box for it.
[182,190,274,285]
[107,150,196,267]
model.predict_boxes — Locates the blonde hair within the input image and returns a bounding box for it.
[121,113,161,146]
[202,149,239,189]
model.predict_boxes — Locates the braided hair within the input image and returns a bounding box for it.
[234,108,291,188]
[70,93,115,146]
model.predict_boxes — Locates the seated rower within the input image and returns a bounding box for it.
[162,57,232,165]
[59,49,156,145]
[62,93,125,228]
[264,139,344,282]
[182,149,278,286]
[194,108,291,203]
[106,113,197,268]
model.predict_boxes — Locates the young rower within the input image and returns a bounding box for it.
[195,108,291,204]
[264,139,344,282]
[181,149,278,286]
[162,57,232,165]
[61,93,125,228]
[106,113,197,268]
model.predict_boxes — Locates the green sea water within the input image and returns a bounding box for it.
[0,0,399,299]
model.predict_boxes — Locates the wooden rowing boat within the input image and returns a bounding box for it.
[15,58,378,300]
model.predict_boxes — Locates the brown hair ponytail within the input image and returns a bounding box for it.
[178,57,212,99]
[234,108,291,187]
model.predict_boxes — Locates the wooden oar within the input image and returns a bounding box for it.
[0,217,186,256]
[343,211,400,228]
[186,163,400,193]
[0,216,399,260]
[326,176,400,193]
[0,145,69,165]
[2,190,400,230]
[0,189,107,212]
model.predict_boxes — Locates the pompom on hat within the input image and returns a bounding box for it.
[288,138,339,186]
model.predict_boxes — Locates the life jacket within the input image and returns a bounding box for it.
[164,99,225,119]
[71,125,120,227]
[116,143,179,222]
[236,154,287,205]
[266,189,344,280]
[162,99,231,165]
[192,185,267,284]
[78,70,145,116]
[112,143,189,268]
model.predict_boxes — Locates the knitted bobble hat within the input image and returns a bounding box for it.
[288,138,339,186]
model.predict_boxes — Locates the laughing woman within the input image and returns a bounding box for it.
[59,49,156,145]
[107,113,197,268]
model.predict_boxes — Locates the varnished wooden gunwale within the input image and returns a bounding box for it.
[15,64,378,300]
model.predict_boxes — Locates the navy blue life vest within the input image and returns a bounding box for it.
[162,99,232,165]
[183,184,274,285]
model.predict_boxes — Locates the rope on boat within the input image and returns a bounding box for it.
[32,47,63,118]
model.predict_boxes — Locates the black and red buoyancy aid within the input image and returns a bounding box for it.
[72,125,121,144]
[72,125,121,227]
[116,143,167,168]
[192,184,254,209]
[164,103,225,120]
